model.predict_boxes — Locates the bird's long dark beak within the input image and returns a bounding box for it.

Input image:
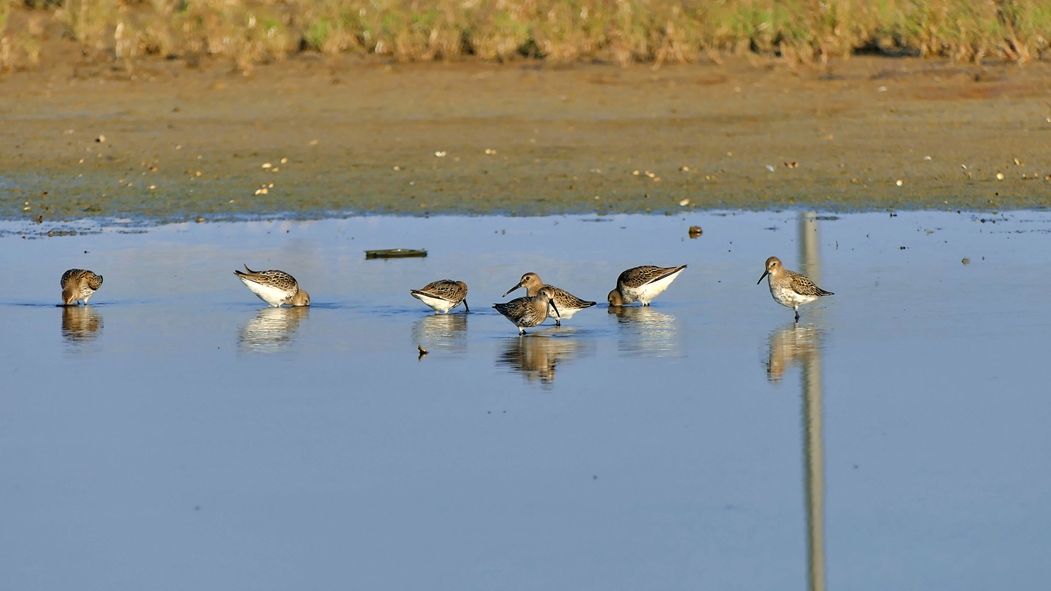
[463,299,470,313]
[501,282,523,298]
[550,301,560,318]
[757,270,769,285]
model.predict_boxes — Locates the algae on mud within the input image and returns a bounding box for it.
[3,56,1051,223]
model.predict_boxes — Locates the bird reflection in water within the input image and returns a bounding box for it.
[411,313,468,355]
[61,305,103,348]
[238,306,310,353]
[764,322,824,384]
[607,306,684,357]
[497,333,592,389]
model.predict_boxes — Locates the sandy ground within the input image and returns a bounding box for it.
[3,54,1051,222]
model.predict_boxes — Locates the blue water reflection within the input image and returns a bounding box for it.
[1,211,1050,591]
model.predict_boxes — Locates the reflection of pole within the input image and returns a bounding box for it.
[799,212,821,283]
[800,212,826,591]
[803,348,826,591]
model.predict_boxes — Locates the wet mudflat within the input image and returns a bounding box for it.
[2,211,1050,590]
[5,57,1051,220]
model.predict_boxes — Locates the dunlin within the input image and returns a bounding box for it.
[60,269,104,306]
[502,272,594,326]
[234,264,310,307]
[410,279,469,314]
[493,287,561,335]
[607,265,687,306]
[757,257,833,321]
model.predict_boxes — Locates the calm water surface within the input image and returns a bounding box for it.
[2,211,1049,591]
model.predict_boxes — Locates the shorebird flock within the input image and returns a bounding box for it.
[58,258,834,331]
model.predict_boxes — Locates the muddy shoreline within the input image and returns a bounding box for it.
[3,55,1051,223]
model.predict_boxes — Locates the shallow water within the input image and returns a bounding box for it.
[2,211,1050,590]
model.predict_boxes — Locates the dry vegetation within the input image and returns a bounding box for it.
[1,0,1049,72]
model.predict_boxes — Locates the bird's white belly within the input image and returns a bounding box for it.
[240,278,290,307]
[625,270,683,304]
[412,291,457,313]
[547,303,578,319]
[770,284,817,309]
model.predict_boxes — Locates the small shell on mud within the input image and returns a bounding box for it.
[896,179,903,186]
[679,198,691,206]
[996,173,1004,180]
[435,151,446,157]
[262,163,272,169]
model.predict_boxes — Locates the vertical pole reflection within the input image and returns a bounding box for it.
[799,212,826,591]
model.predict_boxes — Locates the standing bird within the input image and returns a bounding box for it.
[607,265,687,307]
[502,272,594,326]
[60,269,104,306]
[410,279,469,314]
[234,264,310,307]
[757,256,833,321]
[494,287,561,335]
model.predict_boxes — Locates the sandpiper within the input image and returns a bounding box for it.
[757,256,833,321]
[410,279,469,314]
[60,269,104,306]
[502,272,594,326]
[493,287,561,335]
[234,264,310,307]
[607,265,687,306]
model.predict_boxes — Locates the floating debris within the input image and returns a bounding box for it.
[418,345,428,360]
[962,258,970,265]
[688,226,703,238]
[365,248,427,259]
